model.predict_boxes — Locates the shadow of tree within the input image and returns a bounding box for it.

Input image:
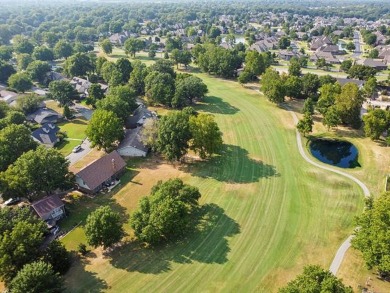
[109,203,240,274]
[64,257,108,293]
[196,96,239,115]
[179,144,279,183]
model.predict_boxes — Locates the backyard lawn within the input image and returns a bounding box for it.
[56,118,88,156]
[62,73,368,292]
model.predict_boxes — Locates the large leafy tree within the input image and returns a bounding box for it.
[48,80,77,106]
[86,109,124,151]
[285,75,303,99]
[278,265,353,293]
[99,38,113,55]
[13,38,34,54]
[288,57,301,76]
[352,192,390,276]
[86,83,105,107]
[32,46,54,61]
[296,113,313,137]
[100,61,122,86]
[301,73,320,99]
[0,60,15,82]
[189,113,223,159]
[334,83,364,128]
[317,83,341,115]
[0,208,47,283]
[0,124,37,171]
[53,40,73,59]
[26,60,51,83]
[156,110,192,161]
[108,85,137,111]
[145,71,175,106]
[0,146,72,201]
[9,261,64,293]
[96,95,132,123]
[43,241,71,275]
[260,68,285,104]
[128,60,147,95]
[173,75,208,108]
[124,38,145,57]
[85,206,124,249]
[63,52,95,77]
[8,73,32,93]
[130,179,201,245]
[16,53,33,71]
[16,94,44,115]
[348,65,377,81]
[116,58,132,83]
[363,109,390,140]
[323,106,341,130]
[244,50,266,79]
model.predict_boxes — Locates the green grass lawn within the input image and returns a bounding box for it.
[56,118,88,156]
[63,74,366,292]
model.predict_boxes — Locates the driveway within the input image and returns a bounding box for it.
[66,139,92,165]
[72,103,94,120]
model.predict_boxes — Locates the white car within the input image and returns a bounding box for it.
[4,197,21,206]
[72,145,82,153]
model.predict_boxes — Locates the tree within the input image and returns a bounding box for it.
[0,46,13,61]
[288,58,301,76]
[0,146,72,201]
[85,206,124,249]
[238,70,252,84]
[108,85,137,111]
[245,50,265,79]
[14,38,34,54]
[129,60,147,95]
[140,118,159,151]
[156,110,192,161]
[302,97,314,115]
[173,75,208,108]
[348,65,377,81]
[16,53,33,71]
[278,36,291,49]
[96,95,132,123]
[124,38,144,57]
[340,59,353,72]
[362,77,377,99]
[368,49,379,58]
[346,42,356,51]
[8,73,32,93]
[260,68,286,104]
[323,106,341,130]
[53,40,73,59]
[116,58,132,83]
[32,46,54,61]
[62,104,73,120]
[170,49,181,68]
[0,216,46,283]
[335,83,364,128]
[86,109,124,151]
[63,53,95,77]
[86,83,105,106]
[0,124,37,171]
[48,80,77,106]
[317,83,341,115]
[315,57,328,70]
[43,240,71,275]
[225,34,236,48]
[363,109,390,140]
[16,94,44,115]
[352,192,390,276]
[144,71,175,106]
[130,179,200,244]
[278,265,353,293]
[0,60,16,82]
[297,113,313,137]
[100,61,122,86]
[9,261,64,293]
[301,73,321,99]
[26,60,51,84]
[189,113,223,159]
[285,76,303,99]
[99,39,113,55]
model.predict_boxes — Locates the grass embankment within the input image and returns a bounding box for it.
[63,74,365,292]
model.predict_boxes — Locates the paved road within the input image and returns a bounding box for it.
[285,106,370,275]
[65,138,92,165]
[352,30,362,59]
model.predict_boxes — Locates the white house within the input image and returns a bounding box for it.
[117,127,149,157]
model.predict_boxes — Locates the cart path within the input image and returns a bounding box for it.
[285,106,370,275]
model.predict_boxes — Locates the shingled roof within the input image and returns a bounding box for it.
[75,151,126,191]
[32,195,64,218]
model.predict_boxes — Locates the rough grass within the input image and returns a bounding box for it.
[63,74,365,292]
[55,118,88,156]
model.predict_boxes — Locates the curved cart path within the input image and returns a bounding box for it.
[286,106,370,275]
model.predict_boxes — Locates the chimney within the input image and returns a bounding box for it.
[112,158,116,172]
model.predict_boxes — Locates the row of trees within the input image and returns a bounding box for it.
[83,179,201,249]
[0,207,71,291]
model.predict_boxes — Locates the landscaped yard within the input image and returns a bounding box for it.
[56,118,88,156]
[62,73,370,292]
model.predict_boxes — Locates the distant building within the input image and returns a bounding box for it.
[310,35,333,51]
[27,108,63,124]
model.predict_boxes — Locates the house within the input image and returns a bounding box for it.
[27,108,63,124]
[310,52,340,64]
[310,35,333,51]
[278,50,301,61]
[31,194,65,222]
[358,58,388,70]
[75,150,127,194]
[31,123,60,147]
[70,77,108,96]
[336,78,365,88]
[249,37,278,53]
[117,127,149,157]
[109,33,129,45]
[126,104,157,129]
[316,44,341,55]
[0,90,19,105]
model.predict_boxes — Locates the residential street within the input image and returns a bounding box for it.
[65,138,92,165]
[352,30,362,58]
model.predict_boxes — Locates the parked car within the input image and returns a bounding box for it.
[72,145,82,153]
[4,197,21,206]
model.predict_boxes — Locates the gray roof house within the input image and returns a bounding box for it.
[32,194,65,222]
[70,77,108,95]
[126,104,157,129]
[310,36,333,51]
[117,127,149,157]
[27,108,63,124]
[0,90,19,105]
[75,150,127,194]
[359,58,388,71]
[31,123,60,148]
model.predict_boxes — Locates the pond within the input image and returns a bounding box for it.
[309,139,360,168]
